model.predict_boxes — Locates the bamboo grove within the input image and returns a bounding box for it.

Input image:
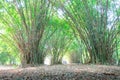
[0,0,120,67]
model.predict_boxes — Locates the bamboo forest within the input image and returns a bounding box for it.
[0,0,120,80]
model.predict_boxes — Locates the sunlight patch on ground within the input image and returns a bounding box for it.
[0,65,15,70]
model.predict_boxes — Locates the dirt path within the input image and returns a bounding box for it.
[0,64,120,80]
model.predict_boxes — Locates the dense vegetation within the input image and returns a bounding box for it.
[0,0,120,67]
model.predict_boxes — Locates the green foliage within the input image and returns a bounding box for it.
[0,0,52,67]
[0,0,120,66]
[0,38,20,65]
[43,16,75,64]
[59,0,120,64]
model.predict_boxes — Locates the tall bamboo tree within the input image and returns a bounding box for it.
[0,0,52,67]
[59,0,120,64]
[43,16,74,64]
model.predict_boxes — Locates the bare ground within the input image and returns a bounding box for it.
[0,65,15,70]
[0,64,120,80]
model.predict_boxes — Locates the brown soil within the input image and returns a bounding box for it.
[0,64,120,80]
